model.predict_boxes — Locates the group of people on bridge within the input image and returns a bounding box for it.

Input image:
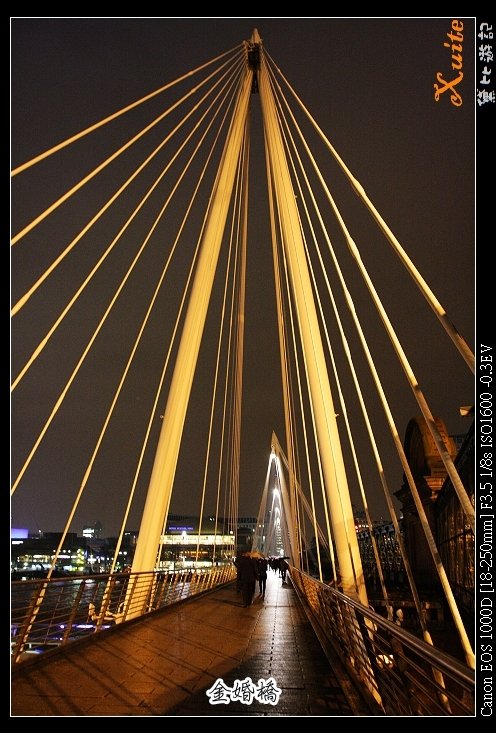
[234,552,289,607]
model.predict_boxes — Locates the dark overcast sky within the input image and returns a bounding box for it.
[11,17,476,537]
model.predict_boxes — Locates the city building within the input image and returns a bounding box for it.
[435,421,474,622]
[157,514,237,569]
[82,520,103,539]
[11,514,256,576]
[11,531,87,577]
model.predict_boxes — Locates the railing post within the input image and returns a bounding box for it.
[121,573,140,622]
[167,572,177,604]
[95,575,116,632]
[154,573,168,610]
[61,579,86,645]
[12,580,48,664]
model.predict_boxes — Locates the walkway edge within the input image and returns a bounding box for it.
[11,579,237,678]
[290,574,380,716]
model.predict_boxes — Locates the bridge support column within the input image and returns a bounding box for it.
[129,69,253,594]
[258,52,367,605]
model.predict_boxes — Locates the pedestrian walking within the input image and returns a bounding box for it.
[257,556,268,598]
[236,551,259,607]
[280,558,288,584]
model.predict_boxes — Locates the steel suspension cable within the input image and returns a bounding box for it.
[269,140,335,579]
[268,60,475,536]
[11,74,240,496]
[282,200,349,587]
[266,152,322,569]
[266,155,324,581]
[12,62,243,390]
[265,149,303,563]
[12,56,245,318]
[274,87,392,613]
[49,136,214,580]
[11,49,244,246]
[267,67,362,592]
[270,67,463,700]
[267,68,429,615]
[230,128,249,550]
[266,51,474,374]
[11,44,242,176]
[212,133,252,558]
[267,64,474,666]
[287,176,456,703]
[195,132,248,563]
[110,103,237,575]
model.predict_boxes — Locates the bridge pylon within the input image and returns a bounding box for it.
[131,31,367,607]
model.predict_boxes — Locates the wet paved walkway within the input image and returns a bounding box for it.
[11,571,367,716]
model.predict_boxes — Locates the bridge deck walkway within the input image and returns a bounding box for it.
[12,570,368,716]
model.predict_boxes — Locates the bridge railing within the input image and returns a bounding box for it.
[290,567,474,716]
[11,565,236,664]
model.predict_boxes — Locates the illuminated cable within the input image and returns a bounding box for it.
[11,44,242,176]
[268,64,474,666]
[11,72,240,495]
[12,61,243,389]
[266,51,474,374]
[11,49,244,246]
[271,87,371,596]
[268,60,475,536]
[266,155,311,566]
[265,150,323,580]
[109,91,239,574]
[274,88,392,612]
[195,132,247,563]
[273,193,330,570]
[272,70,463,698]
[12,55,245,317]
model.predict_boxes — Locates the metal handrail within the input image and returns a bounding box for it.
[290,567,474,716]
[11,565,236,664]
[12,563,475,715]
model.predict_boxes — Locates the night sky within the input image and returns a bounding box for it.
[11,18,475,538]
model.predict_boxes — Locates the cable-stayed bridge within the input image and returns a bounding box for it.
[11,29,475,716]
